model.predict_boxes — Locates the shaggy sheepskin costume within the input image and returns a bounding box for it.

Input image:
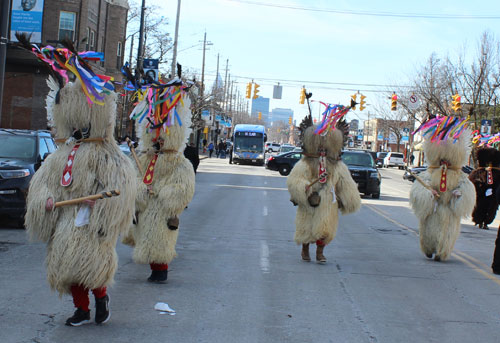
[409,128,475,261]
[127,93,195,282]
[287,116,361,263]
[24,79,136,324]
[468,147,500,230]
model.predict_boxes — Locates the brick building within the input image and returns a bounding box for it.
[1,0,129,130]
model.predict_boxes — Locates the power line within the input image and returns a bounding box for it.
[224,0,500,19]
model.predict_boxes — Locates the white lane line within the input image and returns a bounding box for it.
[260,240,270,273]
[263,206,268,216]
[215,184,287,191]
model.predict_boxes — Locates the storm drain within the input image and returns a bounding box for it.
[369,226,409,235]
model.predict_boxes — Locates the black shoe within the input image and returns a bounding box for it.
[65,308,91,326]
[95,295,110,324]
[147,270,168,283]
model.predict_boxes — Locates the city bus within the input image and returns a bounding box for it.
[231,124,267,165]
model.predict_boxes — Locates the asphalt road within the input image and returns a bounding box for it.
[1,157,500,343]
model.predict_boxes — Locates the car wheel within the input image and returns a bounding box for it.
[372,193,380,199]
[279,164,290,176]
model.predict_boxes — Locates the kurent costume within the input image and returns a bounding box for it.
[468,147,500,230]
[22,40,136,326]
[409,116,475,261]
[287,104,361,263]
[124,77,195,283]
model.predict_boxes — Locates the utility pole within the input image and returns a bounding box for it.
[0,0,12,121]
[225,73,231,112]
[215,53,219,97]
[200,32,212,97]
[170,0,181,77]
[223,58,228,109]
[137,0,146,72]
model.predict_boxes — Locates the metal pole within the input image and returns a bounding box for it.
[170,0,181,77]
[0,0,12,122]
[200,32,206,97]
[137,0,146,71]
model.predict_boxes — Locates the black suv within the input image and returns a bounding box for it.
[0,129,57,223]
[341,150,381,198]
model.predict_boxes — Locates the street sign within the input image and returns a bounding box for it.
[143,59,159,81]
[273,85,283,99]
[481,119,492,135]
[408,94,420,110]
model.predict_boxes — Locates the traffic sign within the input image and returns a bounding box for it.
[408,94,420,110]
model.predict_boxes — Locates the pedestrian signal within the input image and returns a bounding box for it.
[253,83,260,99]
[359,94,366,111]
[391,93,398,111]
[299,87,306,104]
[451,93,461,112]
[245,83,252,99]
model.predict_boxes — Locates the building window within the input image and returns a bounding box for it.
[86,28,90,50]
[89,30,95,49]
[117,42,122,57]
[58,11,76,41]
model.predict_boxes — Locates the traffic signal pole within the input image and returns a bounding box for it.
[0,0,12,122]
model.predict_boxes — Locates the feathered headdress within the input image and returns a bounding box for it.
[15,33,114,106]
[413,115,469,143]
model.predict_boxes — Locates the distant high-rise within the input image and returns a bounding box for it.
[270,108,294,126]
[251,97,270,123]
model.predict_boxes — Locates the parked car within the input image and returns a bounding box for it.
[383,152,405,169]
[279,144,295,154]
[403,166,427,182]
[404,165,473,182]
[341,150,381,198]
[375,152,387,168]
[0,129,57,224]
[265,142,281,153]
[265,151,302,176]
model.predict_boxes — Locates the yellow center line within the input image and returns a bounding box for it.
[365,203,500,285]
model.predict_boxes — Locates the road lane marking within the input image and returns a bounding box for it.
[215,184,288,191]
[365,204,500,285]
[260,240,270,273]
[263,206,268,216]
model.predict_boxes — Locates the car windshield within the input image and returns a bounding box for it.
[280,146,294,153]
[341,152,375,167]
[0,134,36,160]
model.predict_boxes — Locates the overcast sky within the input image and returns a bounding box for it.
[140,0,500,125]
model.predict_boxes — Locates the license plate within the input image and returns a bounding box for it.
[252,159,256,162]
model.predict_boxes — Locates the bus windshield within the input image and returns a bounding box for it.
[234,136,263,153]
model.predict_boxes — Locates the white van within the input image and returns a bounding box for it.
[265,142,281,153]
[383,152,405,169]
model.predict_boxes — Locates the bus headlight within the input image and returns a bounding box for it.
[257,154,264,159]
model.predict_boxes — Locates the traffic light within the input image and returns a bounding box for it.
[258,112,262,120]
[289,116,292,124]
[451,93,462,112]
[253,83,260,99]
[245,82,252,99]
[299,87,306,104]
[391,93,398,111]
[359,94,366,111]
[351,93,357,110]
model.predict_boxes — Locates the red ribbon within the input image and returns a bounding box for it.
[61,144,80,187]
[143,154,158,185]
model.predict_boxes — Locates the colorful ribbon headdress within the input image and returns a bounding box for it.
[472,131,500,149]
[15,33,114,106]
[413,115,469,143]
[313,101,353,136]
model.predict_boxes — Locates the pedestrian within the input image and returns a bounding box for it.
[184,142,200,173]
[24,42,136,326]
[203,139,207,153]
[124,82,195,284]
[409,116,475,261]
[492,185,500,274]
[228,143,233,164]
[218,140,225,159]
[287,114,361,263]
[208,142,214,157]
[468,147,500,230]
[410,153,415,166]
